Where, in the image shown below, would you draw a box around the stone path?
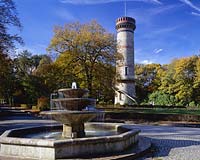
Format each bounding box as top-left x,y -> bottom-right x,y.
0,106 -> 57,135
126,124 -> 200,160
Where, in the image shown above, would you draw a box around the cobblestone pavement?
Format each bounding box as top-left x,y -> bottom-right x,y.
126,124 -> 200,160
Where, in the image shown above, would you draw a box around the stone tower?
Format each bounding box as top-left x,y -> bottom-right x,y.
115,16 -> 136,105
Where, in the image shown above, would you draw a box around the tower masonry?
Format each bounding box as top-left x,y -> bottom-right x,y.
115,16 -> 136,105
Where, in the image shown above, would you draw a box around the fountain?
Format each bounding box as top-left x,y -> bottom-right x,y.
41,82 -> 97,138
0,83 -> 142,160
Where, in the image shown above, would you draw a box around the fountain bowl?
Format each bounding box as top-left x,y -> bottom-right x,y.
58,88 -> 89,98
52,98 -> 96,111
40,110 -> 97,125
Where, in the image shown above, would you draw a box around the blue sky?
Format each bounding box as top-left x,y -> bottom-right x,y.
12,0 -> 200,64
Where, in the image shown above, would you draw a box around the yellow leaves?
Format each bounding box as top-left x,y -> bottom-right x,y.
193,58 -> 200,89
48,20 -> 116,58
158,55 -> 200,104
48,20 -> 116,94
195,58 -> 200,79
173,56 -> 198,79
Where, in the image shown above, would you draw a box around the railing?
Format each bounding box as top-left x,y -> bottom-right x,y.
112,87 -> 138,105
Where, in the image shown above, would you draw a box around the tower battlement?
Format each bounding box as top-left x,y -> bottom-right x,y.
116,17 -> 136,31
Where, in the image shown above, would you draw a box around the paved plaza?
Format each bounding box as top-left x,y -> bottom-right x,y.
127,124 -> 200,160
1,107 -> 200,160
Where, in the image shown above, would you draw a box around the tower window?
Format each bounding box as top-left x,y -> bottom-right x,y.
125,67 -> 128,75
119,93 -> 123,101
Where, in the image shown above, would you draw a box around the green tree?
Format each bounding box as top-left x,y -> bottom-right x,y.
135,63 -> 165,103
148,91 -> 177,106
34,55 -> 64,92
0,0 -> 23,104
13,50 -> 50,105
0,0 -> 23,54
92,63 -> 115,104
14,50 -> 34,76
0,52 -> 13,102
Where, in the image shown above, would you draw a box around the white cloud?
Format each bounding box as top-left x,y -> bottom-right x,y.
154,48 -> 163,54
191,12 -> 200,17
60,0 -> 162,5
55,9 -> 76,21
142,25 -> 182,39
179,0 -> 200,13
15,44 -> 47,56
135,48 -> 143,55
16,47 -> 35,55
128,4 -> 180,25
140,60 -> 153,64
150,4 -> 179,15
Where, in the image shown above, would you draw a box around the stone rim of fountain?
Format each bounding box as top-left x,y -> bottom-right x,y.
0,123 -> 141,159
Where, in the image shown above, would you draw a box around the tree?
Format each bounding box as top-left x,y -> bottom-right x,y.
13,50 -> 50,105
135,63 -> 165,103
0,0 -> 23,54
159,56 -> 200,105
0,0 -> 22,104
34,55 -> 63,92
92,63 -> 115,104
0,52 -> 13,102
193,55 -> 200,105
148,91 -> 177,106
14,50 -> 34,76
48,21 -> 117,97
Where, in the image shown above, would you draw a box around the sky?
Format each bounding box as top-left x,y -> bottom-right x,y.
12,0 -> 200,64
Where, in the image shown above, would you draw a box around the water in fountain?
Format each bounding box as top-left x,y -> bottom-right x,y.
71,81 -> 77,89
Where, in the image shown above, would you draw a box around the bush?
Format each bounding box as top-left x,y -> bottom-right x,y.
32,105 -> 37,110
148,91 -> 177,106
20,104 -> 28,109
37,96 -> 50,111
189,101 -> 196,107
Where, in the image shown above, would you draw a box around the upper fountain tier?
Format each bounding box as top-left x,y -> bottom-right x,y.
53,88 -> 96,111
52,98 -> 96,111
58,88 -> 89,98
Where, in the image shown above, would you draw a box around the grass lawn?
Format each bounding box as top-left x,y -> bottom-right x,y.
132,108 -> 200,115
102,107 -> 200,116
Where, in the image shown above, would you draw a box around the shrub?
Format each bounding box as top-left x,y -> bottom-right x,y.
20,104 -> 28,108
37,96 -> 50,111
189,101 -> 196,107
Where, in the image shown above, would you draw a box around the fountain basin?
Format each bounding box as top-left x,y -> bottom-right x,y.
0,123 -> 140,160
41,110 -> 97,125
52,98 -> 96,110
58,88 -> 89,98
40,110 -> 98,138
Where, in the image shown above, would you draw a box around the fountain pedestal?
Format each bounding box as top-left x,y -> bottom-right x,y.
63,123 -> 85,138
